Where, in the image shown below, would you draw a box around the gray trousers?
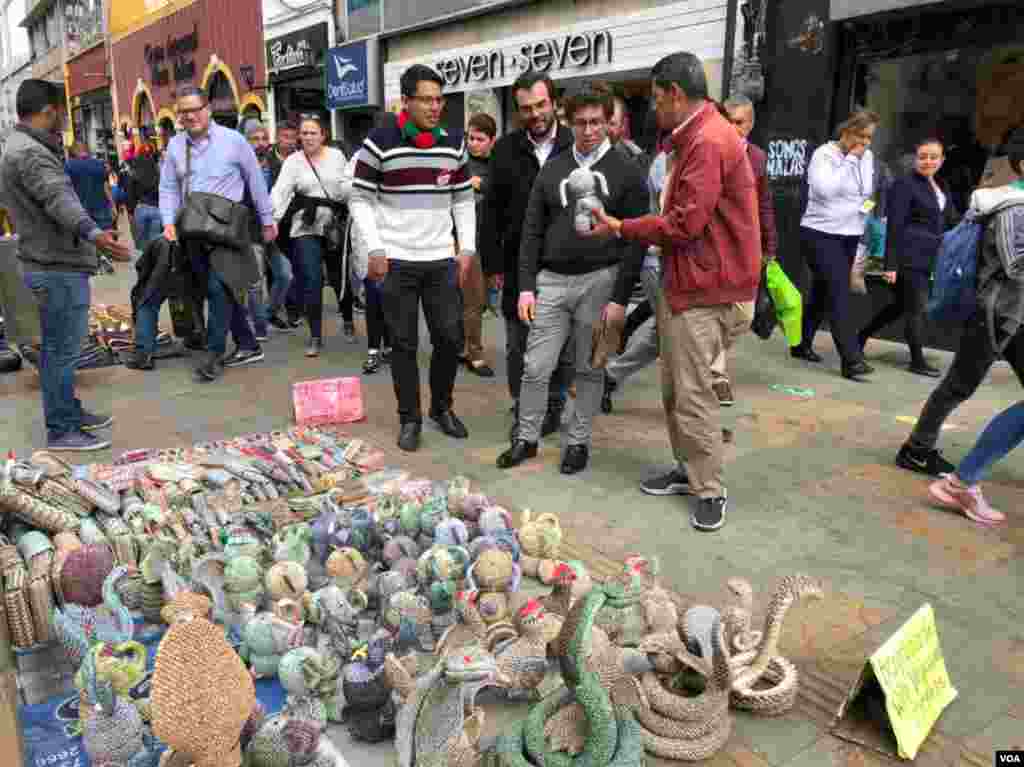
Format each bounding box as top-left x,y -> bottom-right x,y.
519,266 -> 618,445
607,261 -> 661,386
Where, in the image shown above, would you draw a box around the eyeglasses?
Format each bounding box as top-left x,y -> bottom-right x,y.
572,118 -> 607,130
412,96 -> 446,108
178,105 -> 207,116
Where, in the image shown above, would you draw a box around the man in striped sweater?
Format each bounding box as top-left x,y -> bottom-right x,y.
349,65 -> 476,452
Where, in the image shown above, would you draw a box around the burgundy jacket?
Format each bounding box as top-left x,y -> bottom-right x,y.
621,102 -> 761,313
747,143 -> 777,263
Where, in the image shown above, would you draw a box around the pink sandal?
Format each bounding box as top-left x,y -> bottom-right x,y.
928,476 -> 1006,526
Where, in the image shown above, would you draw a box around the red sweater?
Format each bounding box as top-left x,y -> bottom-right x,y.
621,102 -> 761,313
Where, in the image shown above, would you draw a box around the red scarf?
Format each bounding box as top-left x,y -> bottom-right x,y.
397,110 -> 443,149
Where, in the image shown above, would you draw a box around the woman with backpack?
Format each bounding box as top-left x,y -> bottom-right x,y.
896,127 -> 1024,489
127,141 -> 162,249
858,137 -> 959,377
791,109 -> 882,381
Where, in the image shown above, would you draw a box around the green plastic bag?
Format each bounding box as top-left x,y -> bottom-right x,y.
765,260 -> 803,347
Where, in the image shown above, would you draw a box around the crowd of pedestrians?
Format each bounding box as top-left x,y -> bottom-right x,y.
1,46 -> 1022,533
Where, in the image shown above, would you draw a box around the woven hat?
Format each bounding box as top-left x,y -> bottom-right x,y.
152,615 -> 255,767
61,544 -> 115,607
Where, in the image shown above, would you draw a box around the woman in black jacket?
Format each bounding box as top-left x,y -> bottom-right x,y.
859,138 -> 958,376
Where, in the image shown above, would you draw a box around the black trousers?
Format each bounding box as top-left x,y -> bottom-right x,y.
910,311 -> 1024,450
364,277 -> 390,350
504,314 -> 571,409
859,268 -> 930,364
800,227 -> 863,364
381,259 -> 463,424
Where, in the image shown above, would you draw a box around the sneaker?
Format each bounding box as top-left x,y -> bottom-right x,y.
928,476 -> 1006,526
47,430 -> 111,452
640,468 -> 693,496
288,316 -> 304,329
363,350 -> 381,374
254,331 -> 269,343
306,338 -> 323,358
223,347 -> 265,368
896,443 -> 955,477
713,379 -> 734,407
80,411 -> 114,431
268,314 -> 294,333
692,492 -> 728,532
343,321 -> 357,343
381,347 -> 392,364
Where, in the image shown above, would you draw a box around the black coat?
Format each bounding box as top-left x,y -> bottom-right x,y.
479,124 -> 574,316
884,172 -> 959,273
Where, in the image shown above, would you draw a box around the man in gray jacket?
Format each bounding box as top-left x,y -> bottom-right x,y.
0,79 -> 132,452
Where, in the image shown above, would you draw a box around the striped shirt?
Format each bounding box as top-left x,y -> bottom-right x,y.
349,121 -> 476,263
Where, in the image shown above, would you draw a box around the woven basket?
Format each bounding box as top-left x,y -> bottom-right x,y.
16,531 -> 54,644
78,517 -> 110,547
35,477 -> 94,517
0,482 -> 80,533
1,538 -> 36,648
50,531 -> 83,607
152,616 -> 255,767
95,515 -> 137,567
60,544 -> 115,608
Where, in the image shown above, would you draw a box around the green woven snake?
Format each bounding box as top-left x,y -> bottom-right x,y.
496,583 -> 645,767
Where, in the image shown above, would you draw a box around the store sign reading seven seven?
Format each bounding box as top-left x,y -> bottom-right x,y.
435,30 -> 613,87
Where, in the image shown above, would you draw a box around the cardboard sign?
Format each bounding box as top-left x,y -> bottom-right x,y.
832,604 -> 957,760
292,377 -> 365,426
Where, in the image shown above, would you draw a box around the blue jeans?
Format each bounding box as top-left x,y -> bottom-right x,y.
23,271 -> 90,440
134,289 -> 164,355
190,250 -> 257,356
132,204 -> 163,251
957,401 -> 1024,484
247,243 -> 293,336
293,236 -> 325,339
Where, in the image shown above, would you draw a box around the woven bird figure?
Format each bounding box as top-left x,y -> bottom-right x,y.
79,647 -> 150,767
52,565 -> 135,668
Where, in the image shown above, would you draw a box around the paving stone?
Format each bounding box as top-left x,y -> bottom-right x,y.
732,711 -> 823,766
962,714 -> 1024,754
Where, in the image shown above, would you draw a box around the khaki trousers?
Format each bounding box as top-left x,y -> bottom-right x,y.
657,297 -> 750,498
461,253 -> 486,363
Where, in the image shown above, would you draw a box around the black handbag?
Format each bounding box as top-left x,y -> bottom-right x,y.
175,141 -> 251,247
751,265 -> 777,340
303,151 -> 347,251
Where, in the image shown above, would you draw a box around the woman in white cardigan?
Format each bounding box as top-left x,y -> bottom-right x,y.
271,115 -> 351,358
792,109 -> 879,381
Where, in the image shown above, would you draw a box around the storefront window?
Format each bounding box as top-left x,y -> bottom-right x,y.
347,0 -> 380,41
855,46 -> 1022,214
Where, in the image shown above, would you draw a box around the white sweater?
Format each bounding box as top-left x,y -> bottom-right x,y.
801,142 -> 874,237
271,146 -> 351,239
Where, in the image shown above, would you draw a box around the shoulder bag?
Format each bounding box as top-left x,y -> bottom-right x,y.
303,150 -> 347,252
175,140 -> 252,248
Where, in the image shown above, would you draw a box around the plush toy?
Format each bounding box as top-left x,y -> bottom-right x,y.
560,166 -> 609,234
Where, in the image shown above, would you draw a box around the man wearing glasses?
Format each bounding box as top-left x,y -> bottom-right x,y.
159,86 -> 277,382
497,82 -> 647,475
349,64 -> 476,452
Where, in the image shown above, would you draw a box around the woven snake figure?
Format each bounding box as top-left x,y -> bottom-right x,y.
634,607 -> 733,762
495,582 -> 650,767
720,574 -> 824,716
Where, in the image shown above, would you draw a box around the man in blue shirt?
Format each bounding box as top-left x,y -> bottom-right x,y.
65,142 -> 114,231
159,86 -> 277,382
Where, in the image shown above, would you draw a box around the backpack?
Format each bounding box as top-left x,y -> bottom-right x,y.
131,155 -> 160,198
927,213 -> 984,324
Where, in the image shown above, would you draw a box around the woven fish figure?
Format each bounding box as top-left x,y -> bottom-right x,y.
52,565 -> 135,668
79,647 -> 149,767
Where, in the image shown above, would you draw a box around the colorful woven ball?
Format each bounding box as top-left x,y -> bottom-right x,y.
265,561 -> 308,602
61,543 -> 115,607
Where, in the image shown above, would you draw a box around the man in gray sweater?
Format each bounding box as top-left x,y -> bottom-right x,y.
0,79 -> 132,452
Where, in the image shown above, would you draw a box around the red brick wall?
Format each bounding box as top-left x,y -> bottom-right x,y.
67,43 -> 109,99
111,0 -> 265,124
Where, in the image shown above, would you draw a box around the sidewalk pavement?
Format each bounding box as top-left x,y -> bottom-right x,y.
1,260 -> 1020,766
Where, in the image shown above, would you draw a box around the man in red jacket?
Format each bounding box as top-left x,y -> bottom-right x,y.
708,94 -> 778,406
589,52 -> 760,531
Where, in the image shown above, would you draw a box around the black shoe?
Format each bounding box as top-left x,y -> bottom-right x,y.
80,411 -> 114,431
125,352 -> 154,371
896,443 -> 955,477
909,361 -> 941,378
790,345 -> 822,363
184,335 -> 206,351
692,493 -> 728,532
306,338 -> 323,358
288,316 -> 304,329
541,405 -> 563,437
223,347 -> 265,368
560,444 -> 589,475
196,353 -> 224,382
268,314 -> 294,333
398,422 -> 421,452
842,359 -> 874,381
640,468 -> 693,496
497,440 -> 538,469
431,410 -> 468,439
464,359 -> 496,378
601,376 -> 617,414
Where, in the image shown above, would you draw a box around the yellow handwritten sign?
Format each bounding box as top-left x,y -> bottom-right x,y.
868,604 -> 957,759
